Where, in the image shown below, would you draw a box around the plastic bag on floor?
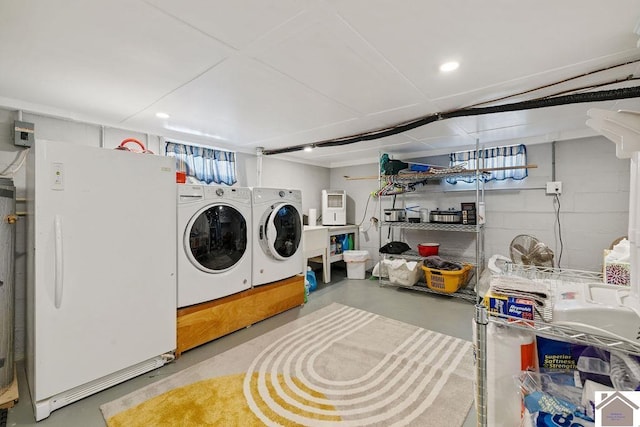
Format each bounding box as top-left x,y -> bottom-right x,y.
371,261 -> 388,278
519,371 -> 594,426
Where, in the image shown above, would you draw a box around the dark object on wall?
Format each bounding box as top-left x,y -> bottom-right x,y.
379,241 -> 411,254
14,120 -> 34,147
383,159 -> 409,175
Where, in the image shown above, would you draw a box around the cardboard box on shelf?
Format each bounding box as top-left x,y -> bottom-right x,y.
484,292 -> 535,323
603,249 -> 630,286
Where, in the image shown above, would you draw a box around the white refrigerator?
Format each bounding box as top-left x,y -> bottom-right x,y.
26,140 -> 177,420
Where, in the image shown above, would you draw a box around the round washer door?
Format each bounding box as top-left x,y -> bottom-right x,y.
185,203 -> 248,273
262,203 -> 302,261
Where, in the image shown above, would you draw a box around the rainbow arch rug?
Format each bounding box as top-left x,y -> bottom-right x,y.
101,303 -> 474,426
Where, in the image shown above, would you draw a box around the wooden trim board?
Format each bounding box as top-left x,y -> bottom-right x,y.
0,365 -> 19,409
176,275 -> 305,357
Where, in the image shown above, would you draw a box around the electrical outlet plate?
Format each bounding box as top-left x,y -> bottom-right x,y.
546,181 -> 562,195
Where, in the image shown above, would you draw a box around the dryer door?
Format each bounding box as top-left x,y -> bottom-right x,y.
262,202 -> 302,261
185,203 -> 248,273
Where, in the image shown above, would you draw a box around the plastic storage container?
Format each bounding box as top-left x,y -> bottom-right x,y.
417,243 -> 439,257
343,250 -> 369,279
385,258 -> 423,286
421,263 -> 473,293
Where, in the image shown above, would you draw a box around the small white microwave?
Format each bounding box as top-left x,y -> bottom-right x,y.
322,189 -> 346,225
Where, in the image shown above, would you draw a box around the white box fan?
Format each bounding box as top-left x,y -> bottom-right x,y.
509,234 -> 554,268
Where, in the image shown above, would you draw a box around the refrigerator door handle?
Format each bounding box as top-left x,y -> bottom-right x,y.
54,215 -> 64,309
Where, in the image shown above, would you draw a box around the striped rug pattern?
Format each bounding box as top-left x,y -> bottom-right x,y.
101,303 -> 474,426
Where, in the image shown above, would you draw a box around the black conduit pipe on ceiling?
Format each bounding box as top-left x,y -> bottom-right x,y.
262,86 -> 640,156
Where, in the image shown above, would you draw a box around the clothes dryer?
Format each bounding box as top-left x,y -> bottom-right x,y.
252,188 -> 303,286
177,185 -> 252,307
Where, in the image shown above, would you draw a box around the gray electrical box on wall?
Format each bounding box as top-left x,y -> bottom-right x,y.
14,120 -> 34,147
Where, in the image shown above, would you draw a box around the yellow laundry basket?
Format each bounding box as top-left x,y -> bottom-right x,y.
421,264 -> 473,294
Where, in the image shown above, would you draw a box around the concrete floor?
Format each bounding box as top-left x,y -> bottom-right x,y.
7,266 -> 477,426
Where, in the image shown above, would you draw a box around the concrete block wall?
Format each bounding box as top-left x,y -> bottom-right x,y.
551,137 -> 629,269
331,136 -> 629,273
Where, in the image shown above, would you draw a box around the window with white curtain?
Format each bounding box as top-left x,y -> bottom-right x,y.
447,143 -> 528,184
165,141 -> 237,186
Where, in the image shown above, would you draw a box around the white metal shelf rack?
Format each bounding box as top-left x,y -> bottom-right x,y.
378,250 -> 478,302
382,221 -> 481,232
376,150 -> 486,302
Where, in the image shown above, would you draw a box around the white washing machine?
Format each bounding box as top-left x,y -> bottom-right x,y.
252,187 -> 303,286
177,185 -> 252,307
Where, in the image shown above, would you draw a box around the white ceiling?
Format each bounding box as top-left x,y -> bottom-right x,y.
1,1 -> 640,168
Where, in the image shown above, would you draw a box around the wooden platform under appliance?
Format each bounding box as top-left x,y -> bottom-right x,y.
176,275 -> 305,357
0,365 -> 19,409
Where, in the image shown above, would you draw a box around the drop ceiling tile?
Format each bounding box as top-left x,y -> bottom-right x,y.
250,112 -> 427,152
464,102 -> 617,144
453,111 -> 538,135
0,0 -> 231,122
381,141 -> 445,156
408,135 -> 479,153
265,132 -> 419,167
453,100 -> 621,136
365,101 -> 440,120
614,98 -> 640,111
245,119 -> 361,150
146,0 -> 307,50
402,119 -> 465,141
327,0 -> 640,100
311,140 -> 419,167
123,56 -> 358,144
247,9 -> 425,115
314,137 -> 463,162
433,54 -> 640,113
339,133 -> 417,152
306,143 -> 402,160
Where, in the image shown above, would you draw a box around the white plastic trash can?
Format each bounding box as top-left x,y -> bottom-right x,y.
343,250 -> 369,279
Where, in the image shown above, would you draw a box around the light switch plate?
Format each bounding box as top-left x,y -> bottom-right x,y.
51,162 -> 64,190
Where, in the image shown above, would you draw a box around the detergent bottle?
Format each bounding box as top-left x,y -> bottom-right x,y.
340,234 -> 350,251
306,267 -> 317,292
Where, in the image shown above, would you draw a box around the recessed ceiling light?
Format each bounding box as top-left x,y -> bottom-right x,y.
155,112 -> 170,119
304,146 -> 313,152
439,61 -> 459,72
